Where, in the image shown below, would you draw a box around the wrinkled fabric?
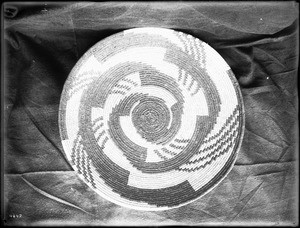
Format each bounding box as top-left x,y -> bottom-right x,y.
3,2 -> 298,226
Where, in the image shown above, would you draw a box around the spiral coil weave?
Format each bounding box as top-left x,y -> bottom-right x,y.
59,27 -> 245,211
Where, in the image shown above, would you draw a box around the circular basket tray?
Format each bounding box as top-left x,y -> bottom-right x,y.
59,27 -> 245,211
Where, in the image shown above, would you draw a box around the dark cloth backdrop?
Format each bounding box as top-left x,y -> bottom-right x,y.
3,2 -> 299,226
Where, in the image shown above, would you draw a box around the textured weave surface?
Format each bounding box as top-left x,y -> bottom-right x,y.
3,1 -> 298,225
59,27 -> 244,210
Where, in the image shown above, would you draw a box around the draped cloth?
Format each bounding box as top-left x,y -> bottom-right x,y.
3,2 -> 298,226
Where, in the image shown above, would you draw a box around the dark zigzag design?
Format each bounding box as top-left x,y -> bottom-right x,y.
174,138 -> 190,143
183,71 -> 188,86
191,82 -> 200,96
187,79 -> 195,91
177,129 -> 237,172
92,116 -> 103,126
187,36 -> 196,58
203,106 -> 239,144
68,75 -> 97,98
80,148 -> 91,183
181,33 -> 194,57
169,143 -> 186,150
121,78 -> 138,86
191,38 -> 200,61
75,143 -> 83,175
186,35 -> 197,59
92,122 -> 104,134
193,39 -> 205,67
72,135 -> 96,187
187,38 -> 200,93
178,68 -> 183,82
100,136 -> 109,149
176,32 -> 188,53
85,157 -> 97,188
114,83 -> 131,91
184,125 -> 238,166
161,148 -> 178,156
71,75 -> 92,86
109,90 -> 126,95
70,135 -> 81,166
70,69 -> 100,86
154,149 -> 169,161
72,136 -> 84,174
92,118 -> 105,143
190,111 -> 239,159
199,42 -> 206,68
174,42 -> 198,94
69,81 -> 93,98
96,130 -> 106,142
79,148 -> 97,188
191,38 -> 201,60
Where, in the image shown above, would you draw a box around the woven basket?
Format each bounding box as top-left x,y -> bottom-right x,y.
59,27 -> 245,211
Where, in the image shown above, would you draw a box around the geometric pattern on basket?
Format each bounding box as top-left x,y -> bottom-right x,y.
59,27 -> 245,211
